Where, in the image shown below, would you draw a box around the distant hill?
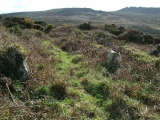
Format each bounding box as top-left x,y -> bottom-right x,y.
118,7 -> 160,14
1,7 -> 160,35
3,8 -> 106,18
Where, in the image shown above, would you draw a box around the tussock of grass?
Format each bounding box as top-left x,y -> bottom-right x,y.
123,45 -> 158,62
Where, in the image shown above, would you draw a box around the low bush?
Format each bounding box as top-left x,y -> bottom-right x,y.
105,24 -> 125,35
44,24 -> 54,34
79,22 -> 92,30
34,21 -> 47,27
9,26 -> 22,36
33,24 -> 42,30
24,18 -> 34,29
3,21 -> 18,28
119,30 -> 154,44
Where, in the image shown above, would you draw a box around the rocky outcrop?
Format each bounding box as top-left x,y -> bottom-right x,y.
0,46 -> 29,82
107,50 -> 120,71
150,44 -> 160,57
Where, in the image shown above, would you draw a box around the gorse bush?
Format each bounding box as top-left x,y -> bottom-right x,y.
9,26 -> 22,36
44,24 -> 54,34
79,22 -> 92,30
34,21 -> 47,27
105,24 -> 125,35
24,18 -> 34,29
2,17 -> 48,31
119,29 -> 154,44
33,24 -> 42,30
3,21 -> 18,28
3,17 -> 25,28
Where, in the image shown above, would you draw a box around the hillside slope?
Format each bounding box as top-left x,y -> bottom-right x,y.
0,17 -> 160,119
2,7 -> 160,35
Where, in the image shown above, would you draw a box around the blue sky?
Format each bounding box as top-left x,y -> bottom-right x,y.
0,0 -> 160,14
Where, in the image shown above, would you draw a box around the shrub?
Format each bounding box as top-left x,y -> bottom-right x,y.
9,26 -> 22,36
44,24 -> 54,34
105,24 -> 124,35
3,21 -> 18,28
33,24 -> 42,30
119,30 -> 154,44
79,22 -> 92,30
155,59 -> 160,68
24,18 -> 34,29
105,24 -> 116,31
35,30 -> 43,37
34,21 -> 47,27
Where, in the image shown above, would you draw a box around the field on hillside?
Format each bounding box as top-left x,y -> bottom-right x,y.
0,17 -> 160,119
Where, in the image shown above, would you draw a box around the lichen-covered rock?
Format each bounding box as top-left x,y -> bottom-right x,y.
107,50 -> 120,71
0,46 -> 29,82
18,61 -> 29,82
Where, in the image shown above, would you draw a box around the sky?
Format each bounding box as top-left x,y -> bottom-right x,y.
0,0 -> 160,14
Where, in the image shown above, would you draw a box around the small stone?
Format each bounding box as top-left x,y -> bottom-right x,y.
150,50 -> 159,57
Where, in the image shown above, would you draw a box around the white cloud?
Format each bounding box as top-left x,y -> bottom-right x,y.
0,0 -> 160,14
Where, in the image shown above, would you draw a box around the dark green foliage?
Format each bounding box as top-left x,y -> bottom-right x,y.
34,21 -> 47,27
79,22 -> 92,30
105,24 -> 124,35
1,17 -> 50,33
24,18 -> 34,29
3,21 -> 18,28
35,30 -> 43,37
105,24 -> 116,31
44,24 -> 54,34
9,26 -> 22,36
3,17 -> 24,28
110,30 -> 123,35
33,24 -> 42,30
119,30 -> 154,44
154,37 -> 160,44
